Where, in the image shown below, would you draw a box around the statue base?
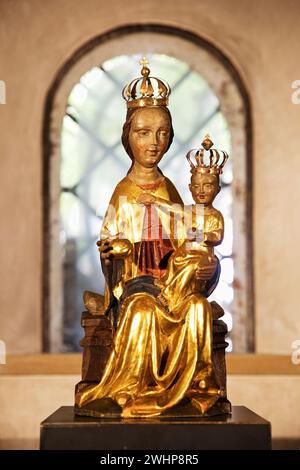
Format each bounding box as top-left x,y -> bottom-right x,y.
40,406 -> 271,450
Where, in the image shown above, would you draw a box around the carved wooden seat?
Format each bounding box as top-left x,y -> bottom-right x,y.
76,290 -> 231,414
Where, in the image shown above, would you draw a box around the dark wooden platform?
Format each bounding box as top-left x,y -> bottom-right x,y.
40,405 -> 271,450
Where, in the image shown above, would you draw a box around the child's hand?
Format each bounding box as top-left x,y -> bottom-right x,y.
187,227 -> 203,241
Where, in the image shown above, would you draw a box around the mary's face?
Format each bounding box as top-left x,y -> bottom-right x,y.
128,107 -> 170,168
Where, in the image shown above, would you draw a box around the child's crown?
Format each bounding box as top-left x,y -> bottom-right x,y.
186,134 -> 229,175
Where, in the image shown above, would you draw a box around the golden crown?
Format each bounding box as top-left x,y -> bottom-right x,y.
186,135 -> 229,176
122,58 -> 171,109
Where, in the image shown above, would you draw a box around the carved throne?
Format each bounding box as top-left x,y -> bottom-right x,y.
75,282 -> 231,415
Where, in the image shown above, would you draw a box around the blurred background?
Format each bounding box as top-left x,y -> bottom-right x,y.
0,0 -> 299,450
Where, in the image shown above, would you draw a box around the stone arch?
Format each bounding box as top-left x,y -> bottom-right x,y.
43,24 -> 253,353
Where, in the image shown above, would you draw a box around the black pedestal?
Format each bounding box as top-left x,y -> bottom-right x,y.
40,406 -> 271,450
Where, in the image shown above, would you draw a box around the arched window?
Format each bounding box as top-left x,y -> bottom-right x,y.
44,26 -> 253,353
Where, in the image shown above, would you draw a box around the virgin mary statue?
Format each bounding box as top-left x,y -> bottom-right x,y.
75,59 -> 223,418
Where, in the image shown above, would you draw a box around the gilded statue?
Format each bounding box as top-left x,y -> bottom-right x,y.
75,59 -> 230,418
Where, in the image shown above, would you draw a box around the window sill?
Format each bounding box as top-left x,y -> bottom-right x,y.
0,354 -> 299,376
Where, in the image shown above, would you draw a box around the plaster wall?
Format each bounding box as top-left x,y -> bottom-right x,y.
1,0 -> 300,355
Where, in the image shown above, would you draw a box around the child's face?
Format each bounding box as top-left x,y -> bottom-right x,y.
189,172 -> 220,205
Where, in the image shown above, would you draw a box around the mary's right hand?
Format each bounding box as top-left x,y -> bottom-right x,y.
97,238 -> 132,266
97,239 -> 114,266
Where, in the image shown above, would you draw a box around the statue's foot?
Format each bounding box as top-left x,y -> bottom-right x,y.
114,391 -> 134,407
187,377 -> 224,397
199,379 -> 220,395
190,395 -> 223,416
74,397 -> 122,418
